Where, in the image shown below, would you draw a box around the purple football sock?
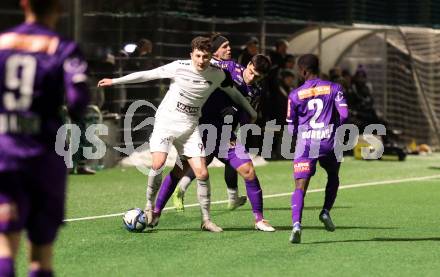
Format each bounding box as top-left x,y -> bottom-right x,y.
0,257 -> 14,277
245,177 -> 263,221
323,174 -> 339,211
28,269 -> 53,277
291,188 -> 304,224
154,174 -> 179,213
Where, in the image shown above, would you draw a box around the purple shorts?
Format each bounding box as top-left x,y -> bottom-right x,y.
293,153 -> 340,180
0,152 -> 66,244
213,141 -> 252,170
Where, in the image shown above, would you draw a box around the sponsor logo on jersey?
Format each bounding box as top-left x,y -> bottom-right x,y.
301,125 -> 334,140
176,102 -> 199,115
294,162 -> 310,173
0,33 -> 60,54
298,85 -> 331,100
191,79 -> 212,86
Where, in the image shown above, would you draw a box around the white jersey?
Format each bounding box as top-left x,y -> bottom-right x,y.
113,60 -> 230,123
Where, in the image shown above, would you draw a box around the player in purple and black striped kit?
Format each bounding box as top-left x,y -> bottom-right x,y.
0,0 -> 89,275
164,34 -> 275,231
286,54 -> 348,243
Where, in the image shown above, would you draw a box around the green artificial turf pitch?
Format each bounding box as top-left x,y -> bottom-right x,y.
16,154 -> 440,276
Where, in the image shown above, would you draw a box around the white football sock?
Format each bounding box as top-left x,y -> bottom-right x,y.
178,175 -> 193,193
197,179 -> 211,221
227,187 -> 239,202
145,169 -> 163,210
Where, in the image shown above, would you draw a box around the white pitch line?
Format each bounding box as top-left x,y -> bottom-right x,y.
64,174 -> 440,222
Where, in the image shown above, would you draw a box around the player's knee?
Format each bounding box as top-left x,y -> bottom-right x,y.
151,161 -> 165,171
194,168 -> 209,180
238,162 -> 255,181
294,179 -> 308,190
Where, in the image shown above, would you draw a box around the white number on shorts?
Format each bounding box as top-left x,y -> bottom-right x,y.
3,54 -> 37,111
307,98 -> 324,129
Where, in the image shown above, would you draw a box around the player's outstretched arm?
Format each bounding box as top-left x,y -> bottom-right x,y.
97,61 -> 178,88
97,78 -> 112,87
222,86 -> 257,123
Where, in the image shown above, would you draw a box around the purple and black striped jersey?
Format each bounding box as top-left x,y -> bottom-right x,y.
0,23 -> 89,171
200,59 -> 261,127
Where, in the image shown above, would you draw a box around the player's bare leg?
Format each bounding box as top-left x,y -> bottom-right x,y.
236,162 -> 275,232
187,157 -> 222,232
290,178 -> 310,244
0,232 -> 20,276
29,243 -> 54,276
145,152 -> 168,226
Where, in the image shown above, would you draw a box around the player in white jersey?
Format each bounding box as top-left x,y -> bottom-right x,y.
98,37 -> 256,232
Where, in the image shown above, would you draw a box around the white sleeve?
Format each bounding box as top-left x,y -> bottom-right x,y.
112,61 -> 178,85
222,85 -> 257,120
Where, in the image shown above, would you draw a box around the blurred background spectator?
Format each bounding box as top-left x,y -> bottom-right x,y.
238,37 -> 259,67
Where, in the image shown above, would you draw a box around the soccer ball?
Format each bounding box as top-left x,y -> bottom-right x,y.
122,208 -> 147,232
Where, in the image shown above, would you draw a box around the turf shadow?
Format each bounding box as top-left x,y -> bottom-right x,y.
260,206 -> 353,212
156,226 -> 264,232
274,225 -> 398,231
304,237 -> 440,244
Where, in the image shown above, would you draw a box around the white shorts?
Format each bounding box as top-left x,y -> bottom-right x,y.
149,118 -> 205,158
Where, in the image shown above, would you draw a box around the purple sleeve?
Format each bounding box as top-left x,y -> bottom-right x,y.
63,44 -> 90,121
286,92 -> 298,135
333,84 -> 348,125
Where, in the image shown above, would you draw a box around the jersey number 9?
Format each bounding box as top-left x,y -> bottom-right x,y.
3,54 -> 37,111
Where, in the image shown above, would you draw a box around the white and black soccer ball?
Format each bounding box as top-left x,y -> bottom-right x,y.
123,208 -> 147,232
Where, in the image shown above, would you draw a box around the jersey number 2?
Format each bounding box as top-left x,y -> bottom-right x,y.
307,98 -> 324,129
3,54 -> 37,111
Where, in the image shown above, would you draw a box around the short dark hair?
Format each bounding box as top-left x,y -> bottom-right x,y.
30,0 -> 59,17
191,36 -> 212,53
251,54 -> 271,75
297,54 -> 320,75
275,39 -> 288,49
